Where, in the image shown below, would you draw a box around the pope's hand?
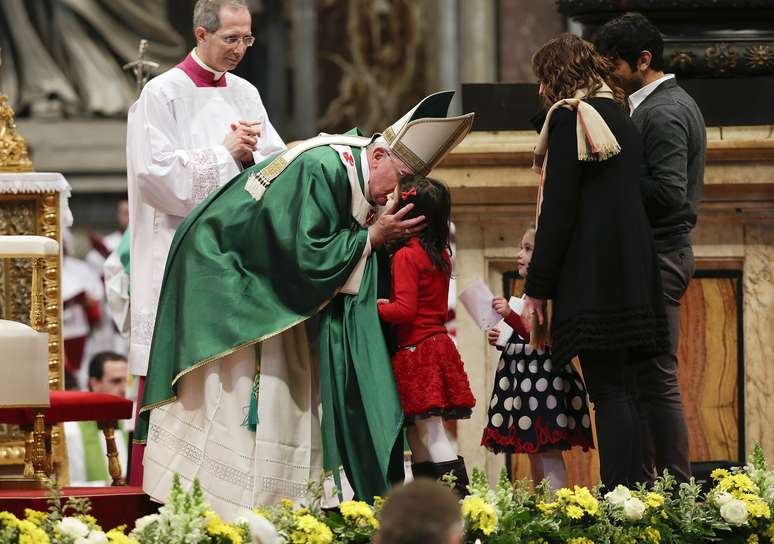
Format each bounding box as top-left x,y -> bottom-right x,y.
368,201 -> 426,248
376,298 -> 389,305
523,295 -> 545,326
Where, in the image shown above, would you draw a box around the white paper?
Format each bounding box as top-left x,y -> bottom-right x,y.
495,296 -> 526,346
459,278 -> 502,331
495,321 -> 513,347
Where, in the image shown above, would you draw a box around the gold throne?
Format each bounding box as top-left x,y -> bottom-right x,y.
0,68 -> 69,483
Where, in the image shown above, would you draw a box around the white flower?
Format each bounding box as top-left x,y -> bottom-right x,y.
75,530 -> 108,544
133,513 -> 160,532
235,511 -> 279,544
58,517 -> 90,539
720,498 -> 749,526
623,497 -> 646,521
604,485 -> 632,507
714,491 -> 733,507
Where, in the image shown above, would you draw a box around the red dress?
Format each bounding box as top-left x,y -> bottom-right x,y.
378,238 -> 475,421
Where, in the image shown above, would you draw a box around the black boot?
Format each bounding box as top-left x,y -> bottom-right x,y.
431,456 -> 470,498
411,461 -> 435,480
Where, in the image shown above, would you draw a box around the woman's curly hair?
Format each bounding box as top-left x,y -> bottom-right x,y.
532,33 -> 625,110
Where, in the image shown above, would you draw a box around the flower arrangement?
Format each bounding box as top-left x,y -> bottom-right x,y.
3,446 -> 774,544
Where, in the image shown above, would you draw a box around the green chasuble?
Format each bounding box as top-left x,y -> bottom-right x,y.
137,132 -> 405,501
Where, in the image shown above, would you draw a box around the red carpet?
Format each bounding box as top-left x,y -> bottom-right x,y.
0,486 -> 158,529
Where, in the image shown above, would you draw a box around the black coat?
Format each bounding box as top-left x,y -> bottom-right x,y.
524,97 -> 669,364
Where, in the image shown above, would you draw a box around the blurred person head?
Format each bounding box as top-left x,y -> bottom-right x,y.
117,199 -> 129,232
193,0 -> 253,72
516,225 -> 536,278
88,351 -> 128,397
531,33 -> 625,110
64,370 -> 80,391
374,479 -> 463,544
592,13 -> 665,95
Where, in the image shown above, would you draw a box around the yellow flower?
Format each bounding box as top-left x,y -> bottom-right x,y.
281,499 -> 296,509
339,500 -> 379,529
748,535 -> 759,544
461,496 -> 497,536
645,492 -> 665,509
566,505 -> 584,519
537,501 -> 558,514
556,488 -> 574,500
206,510 -> 243,544
17,519 -> 49,544
711,468 -> 730,481
746,500 -> 771,519
290,514 -> 333,544
643,526 -> 661,544
573,487 -> 600,515
106,527 -> 139,544
372,496 -> 385,510
0,511 -> 21,527
568,538 -> 595,544
23,510 -> 46,527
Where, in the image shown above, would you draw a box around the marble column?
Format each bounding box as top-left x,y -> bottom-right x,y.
459,0 -> 497,84
291,0 -> 317,139
424,0 -> 461,115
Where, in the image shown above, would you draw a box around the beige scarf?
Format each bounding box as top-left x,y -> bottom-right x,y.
532,82 -> 621,177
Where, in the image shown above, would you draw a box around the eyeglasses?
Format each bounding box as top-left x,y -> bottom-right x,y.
217,34 -> 255,47
388,153 -> 412,182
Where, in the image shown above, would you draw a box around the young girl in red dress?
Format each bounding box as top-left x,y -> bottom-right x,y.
377,176 -> 476,496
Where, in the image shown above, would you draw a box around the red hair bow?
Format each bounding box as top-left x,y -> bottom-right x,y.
401,187 -> 417,200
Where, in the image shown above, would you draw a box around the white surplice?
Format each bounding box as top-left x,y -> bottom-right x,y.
126,52 -> 285,378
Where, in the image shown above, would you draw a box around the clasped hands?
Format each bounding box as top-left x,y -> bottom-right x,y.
224,120 -> 261,163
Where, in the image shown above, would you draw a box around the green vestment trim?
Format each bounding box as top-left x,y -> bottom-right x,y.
79,421 -> 108,482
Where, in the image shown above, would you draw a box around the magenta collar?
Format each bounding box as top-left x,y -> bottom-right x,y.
176,54 -> 227,88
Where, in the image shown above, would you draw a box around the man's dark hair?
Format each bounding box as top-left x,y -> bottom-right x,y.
593,12 -> 664,72
88,351 -> 127,382
377,479 -> 462,544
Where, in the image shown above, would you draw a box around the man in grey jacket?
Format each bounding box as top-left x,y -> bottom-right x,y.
594,12 -> 706,484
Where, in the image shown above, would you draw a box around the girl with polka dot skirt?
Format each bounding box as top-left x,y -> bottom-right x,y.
482,226 -> 594,490
377,177 -> 476,497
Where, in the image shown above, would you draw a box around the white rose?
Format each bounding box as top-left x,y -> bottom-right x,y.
58,517 -> 90,539
133,514 -> 160,532
75,531 -> 108,544
235,511 -> 279,544
604,485 -> 632,507
720,498 -> 749,526
623,497 -> 646,521
714,492 -> 733,507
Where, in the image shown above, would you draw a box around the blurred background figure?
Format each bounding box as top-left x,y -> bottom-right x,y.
64,351 -> 130,486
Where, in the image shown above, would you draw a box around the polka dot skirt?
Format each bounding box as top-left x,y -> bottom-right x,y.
481,336 -> 595,454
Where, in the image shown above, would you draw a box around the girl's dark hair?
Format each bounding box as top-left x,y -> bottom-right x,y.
395,176 -> 452,276
532,32 -> 625,109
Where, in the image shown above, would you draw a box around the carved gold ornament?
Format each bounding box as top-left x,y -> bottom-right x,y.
745,44 -> 774,71
706,43 -> 738,75
670,51 -> 697,71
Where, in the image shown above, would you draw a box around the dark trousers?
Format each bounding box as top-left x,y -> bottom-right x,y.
579,349 -> 649,489
637,246 -> 694,483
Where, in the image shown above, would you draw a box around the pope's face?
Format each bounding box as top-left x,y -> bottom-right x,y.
195,6 -> 252,72
368,147 -> 412,206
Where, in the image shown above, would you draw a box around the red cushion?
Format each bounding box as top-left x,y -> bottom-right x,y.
0,391 -> 132,425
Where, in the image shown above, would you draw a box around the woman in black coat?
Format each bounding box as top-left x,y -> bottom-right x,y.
523,34 -> 669,489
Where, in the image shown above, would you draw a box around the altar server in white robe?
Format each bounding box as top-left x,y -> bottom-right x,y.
126,0 -> 285,484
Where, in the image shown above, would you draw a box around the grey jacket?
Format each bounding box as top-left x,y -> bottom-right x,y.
631,78 -> 706,253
